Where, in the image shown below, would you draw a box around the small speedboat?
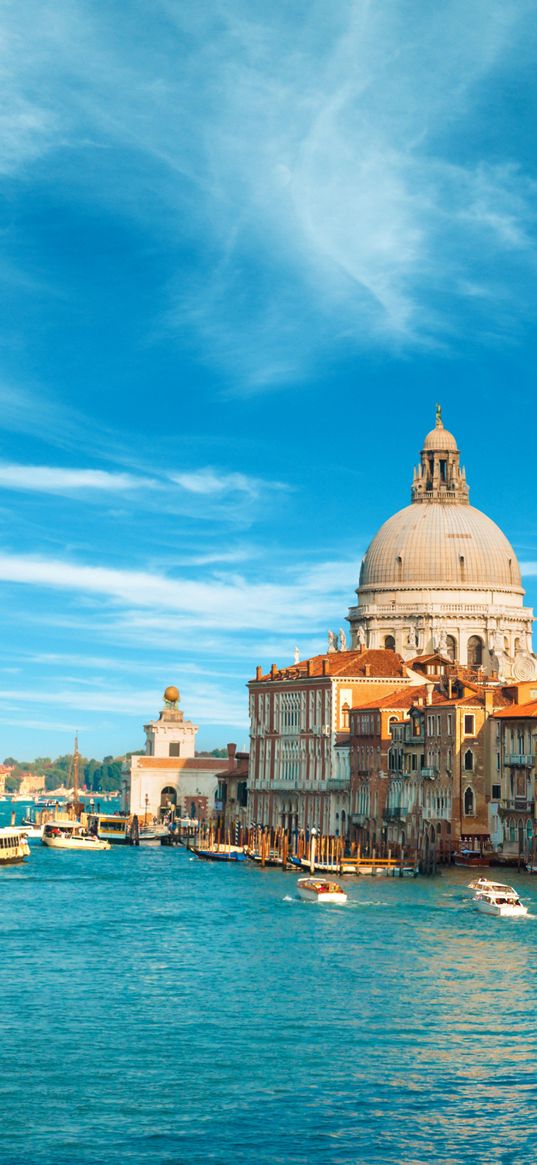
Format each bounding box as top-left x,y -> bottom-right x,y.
473,888 -> 528,918
42,822 -> 111,851
468,877 -> 516,897
297,877 -> 347,904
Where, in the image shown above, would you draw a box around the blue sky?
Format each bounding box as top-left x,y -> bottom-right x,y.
1,0 -> 537,760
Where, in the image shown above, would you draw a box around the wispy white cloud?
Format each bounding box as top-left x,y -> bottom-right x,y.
1,1 -> 536,388
171,468 -> 287,498
0,550 -> 356,633
0,463 -> 149,494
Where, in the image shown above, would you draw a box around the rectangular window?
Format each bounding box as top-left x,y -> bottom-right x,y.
464,714 -> 475,736
492,785 -> 501,800
447,714 -> 452,735
169,743 -> 180,757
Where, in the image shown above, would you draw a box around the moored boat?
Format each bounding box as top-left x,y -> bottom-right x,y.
297,877 -> 347,904
87,813 -> 130,845
454,848 -> 492,867
42,822 -> 111,851
192,844 -> 247,862
0,827 -> 30,865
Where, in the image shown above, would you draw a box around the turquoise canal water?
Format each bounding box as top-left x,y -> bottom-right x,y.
2,837 -> 537,1164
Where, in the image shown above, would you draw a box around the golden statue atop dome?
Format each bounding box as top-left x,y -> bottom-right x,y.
435,402 -> 443,428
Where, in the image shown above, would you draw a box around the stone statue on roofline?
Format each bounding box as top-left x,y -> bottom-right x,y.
327,629 -> 338,653
407,624 -> 418,650
339,628 -> 347,652
357,625 -> 366,647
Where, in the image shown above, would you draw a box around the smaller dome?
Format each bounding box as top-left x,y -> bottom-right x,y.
164,685 -> 179,704
422,426 -> 458,452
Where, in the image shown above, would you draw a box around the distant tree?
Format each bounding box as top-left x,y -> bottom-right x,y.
3,757 -> 18,767
5,775 -> 21,793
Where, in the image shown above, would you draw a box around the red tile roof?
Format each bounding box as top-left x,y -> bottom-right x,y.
252,649 -> 409,683
493,699 -> 537,719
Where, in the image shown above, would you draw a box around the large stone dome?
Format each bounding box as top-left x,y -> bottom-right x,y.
347,409 -> 535,673
359,503 -> 522,593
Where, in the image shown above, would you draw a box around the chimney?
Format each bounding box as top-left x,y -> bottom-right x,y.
426,683 -> 434,705
484,688 -> 494,716
306,659 -> 312,677
322,658 -> 329,676
227,742 -> 237,770
363,663 -> 371,677
256,665 -> 262,681
271,663 -> 278,679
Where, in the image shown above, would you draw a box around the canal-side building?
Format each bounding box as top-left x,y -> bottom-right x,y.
245,410 -> 536,855
488,699 -> 537,861
214,743 -> 249,832
125,686 -> 231,821
247,648 -> 423,833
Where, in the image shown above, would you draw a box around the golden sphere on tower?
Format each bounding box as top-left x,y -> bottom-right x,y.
164,685 -> 179,704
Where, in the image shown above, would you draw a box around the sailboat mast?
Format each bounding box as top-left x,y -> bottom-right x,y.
73,733 -> 79,805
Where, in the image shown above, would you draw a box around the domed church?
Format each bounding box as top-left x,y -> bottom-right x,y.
348,408 -> 536,680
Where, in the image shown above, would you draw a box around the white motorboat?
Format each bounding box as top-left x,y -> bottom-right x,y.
468,877 -> 516,897
42,822 -> 111,851
0,827 -> 30,865
473,888 -> 528,918
297,877 -> 347,904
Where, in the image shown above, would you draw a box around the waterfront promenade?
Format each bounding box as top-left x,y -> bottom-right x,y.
1,841 -> 537,1164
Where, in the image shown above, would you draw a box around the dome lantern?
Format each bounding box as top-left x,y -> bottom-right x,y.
411,407 -> 469,505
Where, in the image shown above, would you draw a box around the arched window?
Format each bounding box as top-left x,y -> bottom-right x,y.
160,786 -> 177,806
504,636 -> 510,654
459,555 -> 465,582
396,555 -> 403,581
464,749 -> 474,772
446,635 -> 456,661
464,786 -> 475,816
467,636 -> 483,666
384,635 -> 396,651
514,637 -> 521,655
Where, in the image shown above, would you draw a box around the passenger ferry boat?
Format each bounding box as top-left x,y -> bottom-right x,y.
86,813 -> 130,845
297,877 -> 347,904
42,822 -> 111,851
0,827 -> 30,865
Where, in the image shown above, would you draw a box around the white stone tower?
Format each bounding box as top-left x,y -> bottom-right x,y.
144,685 -> 198,759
